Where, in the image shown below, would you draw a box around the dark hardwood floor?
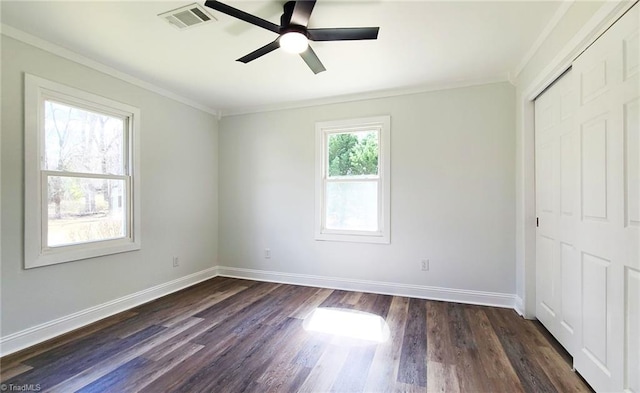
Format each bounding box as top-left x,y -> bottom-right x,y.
0,277 -> 593,392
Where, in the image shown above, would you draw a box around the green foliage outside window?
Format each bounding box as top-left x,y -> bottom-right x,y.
328,131 -> 378,177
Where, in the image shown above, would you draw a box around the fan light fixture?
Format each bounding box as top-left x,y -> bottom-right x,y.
204,0 -> 380,74
279,31 -> 308,54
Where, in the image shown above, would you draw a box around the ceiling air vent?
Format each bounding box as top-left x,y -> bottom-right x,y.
159,3 -> 216,30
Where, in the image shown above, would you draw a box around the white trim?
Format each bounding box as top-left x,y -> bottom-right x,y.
514,296 -> 526,317
0,265 -> 519,357
512,1 -> 574,80
0,24 -> 219,117
221,76 -> 508,117
216,266 -> 516,309
0,267 -> 218,357
24,74 -> 142,268
524,1 -> 635,102
0,23 -> 505,119
517,0 -> 636,317
315,116 -> 391,244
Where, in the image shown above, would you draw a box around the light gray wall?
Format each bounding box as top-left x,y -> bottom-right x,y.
219,82 -> 516,294
0,36 -> 219,336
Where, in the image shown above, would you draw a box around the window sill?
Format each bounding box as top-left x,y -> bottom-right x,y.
315,232 -> 390,244
25,239 -> 141,269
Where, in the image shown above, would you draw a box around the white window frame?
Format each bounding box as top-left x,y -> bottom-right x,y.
315,115 -> 391,244
24,74 -> 141,268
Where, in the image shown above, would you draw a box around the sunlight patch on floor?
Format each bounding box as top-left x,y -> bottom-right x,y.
303,307 -> 390,343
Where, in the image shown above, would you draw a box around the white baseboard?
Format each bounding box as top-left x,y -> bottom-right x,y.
0,267 -> 217,357
216,266 -> 516,309
1,265 -> 518,357
514,296 -> 525,317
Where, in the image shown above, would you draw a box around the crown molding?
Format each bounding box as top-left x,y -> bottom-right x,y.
524,0 -> 636,101
512,0 -> 574,80
220,75 -> 509,117
0,23 -> 220,117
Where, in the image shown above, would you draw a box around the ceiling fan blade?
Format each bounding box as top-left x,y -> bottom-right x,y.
300,46 -> 326,74
290,0 -> 317,27
237,40 -> 280,63
308,27 -> 379,41
204,1 -> 280,33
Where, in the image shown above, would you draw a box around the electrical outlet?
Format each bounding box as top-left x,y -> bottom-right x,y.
264,248 -> 271,259
173,256 -> 180,267
421,259 -> 429,271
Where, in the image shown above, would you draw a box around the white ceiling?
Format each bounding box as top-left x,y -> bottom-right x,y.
1,1 -> 562,115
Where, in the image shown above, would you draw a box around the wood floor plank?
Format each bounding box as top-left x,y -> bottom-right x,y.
288,287 -> 333,319
0,278 -> 593,393
397,298 -> 428,387
159,284 -> 248,327
75,356 -> 151,393
465,306 -> 524,393
362,292 -> 393,318
453,346 -> 494,393
148,293 -> 298,391
128,277 -> 239,317
251,325 -> 314,391
137,328 -> 241,393
425,301 -> 454,365
172,318 -> 297,392
486,307 -> 559,393
0,310 -> 138,369
76,342 -> 204,393
363,296 -> 409,393
291,333 -> 331,368
262,285 -> 323,326
395,381 -> 427,392
342,290 -> 363,306
209,318 -> 303,393
426,361 -> 460,393
537,346 -> 593,393
4,324 -> 165,391
0,363 -> 33,382
331,343 -> 377,393
296,336 -> 352,393
318,289 -> 352,308
141,317 -> 208,361
447,303 -> 476,350
130,343 -> 204,393
252,363 -> 311,393
192,281 -> 279,321
43,317 -> 202,392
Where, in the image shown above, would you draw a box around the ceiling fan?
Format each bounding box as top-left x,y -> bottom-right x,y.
204,0 -> 380,74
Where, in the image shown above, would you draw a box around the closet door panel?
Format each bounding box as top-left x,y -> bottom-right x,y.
572,4 -> 638,391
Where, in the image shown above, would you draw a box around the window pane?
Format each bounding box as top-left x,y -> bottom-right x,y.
44,100 -> 125,175
327,131 -> 378,177
326,181 -> 378,231
47,176 -> 126,247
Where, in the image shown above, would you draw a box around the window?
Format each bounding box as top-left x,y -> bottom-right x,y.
24,74 -> 140,268
315,116 -> 390,243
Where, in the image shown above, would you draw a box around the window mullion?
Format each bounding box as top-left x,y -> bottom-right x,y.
25,73 -> 141,268
40,172 -> 49,251
315,115 -> 390,244
42,170 -> 128,181
124,117 -> 130,176
326,177 -> 379,183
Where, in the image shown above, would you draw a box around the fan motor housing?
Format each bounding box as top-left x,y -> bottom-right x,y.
281,24 -> 308,37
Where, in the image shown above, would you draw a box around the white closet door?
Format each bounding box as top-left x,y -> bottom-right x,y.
535,69 -> 580,355
571,4 -> 639,392
535,4 -> 639,392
